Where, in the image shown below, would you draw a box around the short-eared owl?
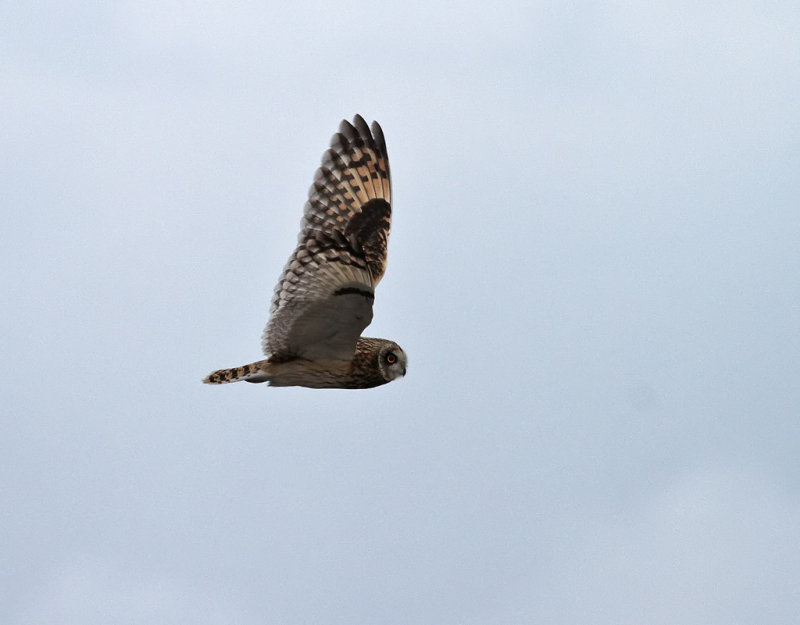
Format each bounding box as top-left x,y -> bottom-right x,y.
204,115 -> 407,389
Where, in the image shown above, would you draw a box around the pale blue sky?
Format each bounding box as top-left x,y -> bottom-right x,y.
3,1 -> 799,623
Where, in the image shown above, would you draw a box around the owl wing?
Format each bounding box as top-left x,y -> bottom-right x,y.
261,115 -> 392,362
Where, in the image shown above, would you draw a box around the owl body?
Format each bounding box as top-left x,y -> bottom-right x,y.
205,338 -> 406,389
204,116 -> 407,390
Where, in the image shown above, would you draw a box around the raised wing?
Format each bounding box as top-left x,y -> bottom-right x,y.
261,115 -> 392,362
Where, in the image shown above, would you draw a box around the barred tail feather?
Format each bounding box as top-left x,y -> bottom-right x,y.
203,361 -> 270,384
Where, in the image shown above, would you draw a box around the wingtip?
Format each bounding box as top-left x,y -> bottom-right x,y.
352,114 -> 372,140
338,118 -> 357,142
370,121 -> 385,150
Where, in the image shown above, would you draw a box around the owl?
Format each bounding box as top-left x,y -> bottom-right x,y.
204,115 -> 407,389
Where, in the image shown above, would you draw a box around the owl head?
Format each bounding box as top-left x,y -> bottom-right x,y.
377,340 -> 407,382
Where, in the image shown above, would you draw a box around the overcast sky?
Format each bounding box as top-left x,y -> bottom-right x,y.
3,1 -> 799,623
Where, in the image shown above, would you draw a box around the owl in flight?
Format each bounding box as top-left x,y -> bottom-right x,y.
204,115 -> 407,389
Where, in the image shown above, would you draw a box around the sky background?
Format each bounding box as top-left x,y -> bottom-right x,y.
2,1 -> 799,623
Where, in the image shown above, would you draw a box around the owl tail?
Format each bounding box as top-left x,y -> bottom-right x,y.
203,360 -> 271,384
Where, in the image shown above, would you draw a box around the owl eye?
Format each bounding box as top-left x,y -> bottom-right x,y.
385,352 -> 397,364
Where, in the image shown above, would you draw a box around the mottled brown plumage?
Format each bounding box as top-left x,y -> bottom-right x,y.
204,115 -> 407,389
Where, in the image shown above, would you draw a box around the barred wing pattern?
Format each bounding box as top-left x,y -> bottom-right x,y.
261,115 -> 392,363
